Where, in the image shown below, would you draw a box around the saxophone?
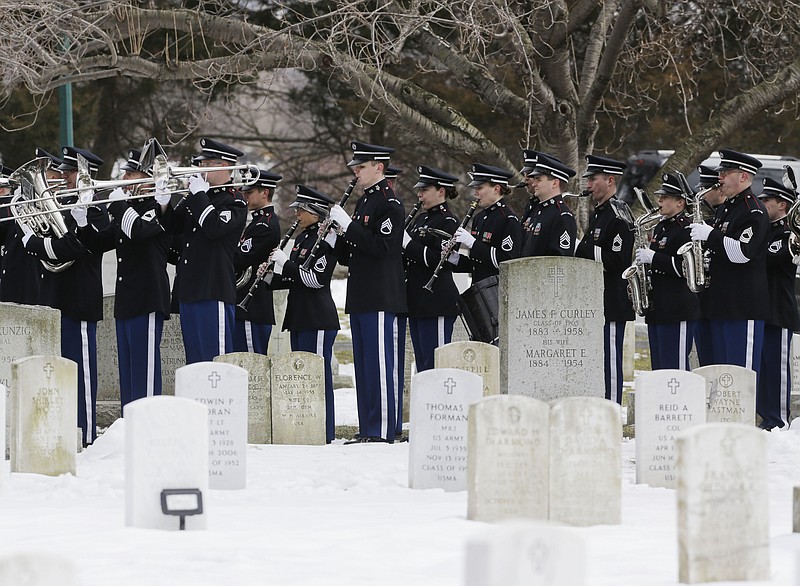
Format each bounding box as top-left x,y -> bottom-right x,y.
677,182 -> 720,293
622,194 -> 662,316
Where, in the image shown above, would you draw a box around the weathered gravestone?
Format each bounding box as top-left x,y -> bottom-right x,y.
214,352 -> 272,444
175,362 -> 248,489
676,423 -> 769,583
467,395 -> 549,522
435,341 -> 500,397
268,289 -> 291,355
500,257 -> 605,400
693,364 -> 756,425
793,487 -> 800,533
635,369 -> 706,489
0,384 -> 4,488
409,368 -> 483,491
1,302 -> 60,457
0,553 -> 79,586
270,352 -> 326,445
464,522 -> 586,586
548,397 -> 621,526
125,396 -> 208,530
10,356 -> 77,476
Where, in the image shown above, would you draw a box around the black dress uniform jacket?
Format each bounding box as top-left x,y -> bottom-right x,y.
764,217 -> 800,330
335,178 -> 407,314
646,212 -> 701,324
702,188 -> 770,321
575,197 -> 635,322
76,197 -> 171,320
455,199 -> 522,283
234,206 -> 281,324
163,186 -> 247,305
404,203 -> 460,319
272,223 -> 340,332
520,197 -> 539,234
26,207 -> 109,322
0,202 -> 42,304
521,195 -> 577,257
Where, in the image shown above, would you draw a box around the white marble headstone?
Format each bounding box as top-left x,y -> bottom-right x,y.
10,356 -> 77,476
214,352 -> 272,444
175,362 -> 249,489
500,257 -> 605,400
693,364 -> 756,425
0,553 -> 79,586
467,395 -> 549,522
465,522 -> 586,586
635,369 -> 706,489
270,352 -> 326,445
125,396 -> 209,530
676,423 -> 769,583
408,368 -> 483,491
548,397 -> 621,526
435,341 -> 500,396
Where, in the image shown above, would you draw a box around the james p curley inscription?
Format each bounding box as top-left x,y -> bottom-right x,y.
500,257 -> 604,400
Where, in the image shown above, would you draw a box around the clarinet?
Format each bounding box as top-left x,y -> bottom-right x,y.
423,199 -> 479,292
301,178 -> 357,270
237,219 -> 301,311
404,201 -> 422,230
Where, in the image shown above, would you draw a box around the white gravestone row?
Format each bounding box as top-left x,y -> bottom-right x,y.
676,423 -> 769,583
693,364 -> 756,425
175,362 -> 249,490
635,370 -> 706,489
435,341 -> 500,397
10,356 -> 77,476
408,368 -> 483,491
125,395 -> 209,530
465,523 -> 586,586
500,257 -> 605,401
214,352 -> 272,444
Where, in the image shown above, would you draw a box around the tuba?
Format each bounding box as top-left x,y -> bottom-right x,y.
9,158 -> 74,273
677,174 -> 720,293
622,188 -> 661,316
782,165 -> 800,256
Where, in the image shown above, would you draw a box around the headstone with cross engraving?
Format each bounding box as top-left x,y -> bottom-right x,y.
464,522 -> 586,586
214,352 -> 272,443
635,369 -> 706,489
693,364 -> 756,425
467,395 -> 549,522
175,362 -> 248,489
10,356 -> 77,476
435,341 -> 500,397
499,257 -> 605,400
676,423 -> 769,582
270,351 -> 326,445
548,396 -> 621,526
0,553 -> 79,586
408,368 -> 483,491
125,395 -> 209,530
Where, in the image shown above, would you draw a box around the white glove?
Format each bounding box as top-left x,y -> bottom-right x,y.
188,173 -> 209,195
77,188 -> 94,206
71,205 -> 88,227
324,231 -> 337,247
108,187 -> 128,202
792,255 -> 800,266
154,177 -> 171,205
690,223 -> 713,242
635,248 -> 655,265
402,230 -> 411,249
447,251 -> 460,265
270,248 -> 288,271
20,222 -> 34,247
328,204 -> 352,233
454,227 -> 476,249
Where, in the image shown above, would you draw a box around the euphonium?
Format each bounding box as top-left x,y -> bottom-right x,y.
9,158 -> 74,273
676,181 -> 720,293
621,188 -> 661,316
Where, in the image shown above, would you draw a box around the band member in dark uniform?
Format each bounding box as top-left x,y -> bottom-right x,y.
520,153 -> 577,258
74,148 -> 171,410
575,154 -> 634,404
402,165 -> 461,372
22,146 -> 108,445
756,178 -> 799,430
634,173 -> 700,370
689,149 -> 768,378
269,185 -> 339,443
161,138 -> 247,364
234,169 -> 282,355
327,141 -> 406,443
519,149 -> 541,234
